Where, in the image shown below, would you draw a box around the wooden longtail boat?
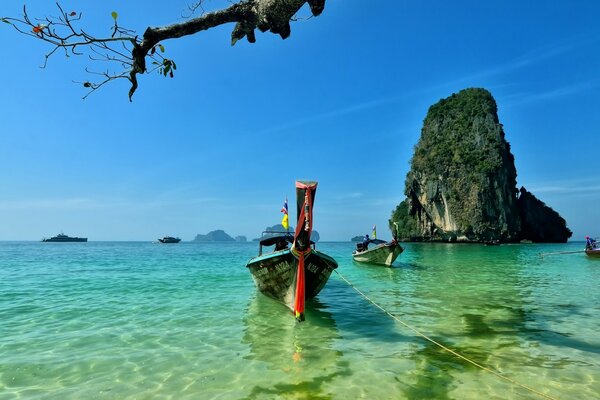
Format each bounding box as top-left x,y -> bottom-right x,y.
245,181 -> 338,321
585,247 -> 600,257
586,237 -> 599,257
352,239 -> 403,266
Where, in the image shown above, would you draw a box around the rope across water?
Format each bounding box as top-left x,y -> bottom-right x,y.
333,269 -> 558,400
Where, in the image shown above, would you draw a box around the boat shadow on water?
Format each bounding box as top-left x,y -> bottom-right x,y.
317,278 -> 414,344
351,259 -> 426,271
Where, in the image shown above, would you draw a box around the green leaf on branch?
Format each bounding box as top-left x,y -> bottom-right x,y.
158,44 -> 165,53
158,59 -> 176,77
111,11 -> 118,20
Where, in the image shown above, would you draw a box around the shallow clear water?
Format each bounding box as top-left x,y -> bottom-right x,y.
1,241 -> 599,399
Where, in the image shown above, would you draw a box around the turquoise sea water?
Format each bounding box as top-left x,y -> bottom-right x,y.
1,241 -> 599,399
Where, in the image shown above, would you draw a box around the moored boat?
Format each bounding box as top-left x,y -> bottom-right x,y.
158,236 -> 181,243
484,239 -> 501,246
585,248 -> 600,257
41,233 -> 87,242
352,239 -> 403,266
245,181 -> 338,321
586,236 -> 599,257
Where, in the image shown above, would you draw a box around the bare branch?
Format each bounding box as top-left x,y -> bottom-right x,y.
77,68 -> 130,99
182,1 -> 206,19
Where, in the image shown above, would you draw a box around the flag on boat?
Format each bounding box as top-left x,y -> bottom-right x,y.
372,225 -> 377,239
281,198 -> 289,230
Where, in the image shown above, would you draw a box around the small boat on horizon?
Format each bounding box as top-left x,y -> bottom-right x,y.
41,233 -> 87,242
158,236 -> 181,243
245,181 -> 338,321
484,239 -> 501,246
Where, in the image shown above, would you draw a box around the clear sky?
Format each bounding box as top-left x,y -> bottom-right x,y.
1,1 -> 599,241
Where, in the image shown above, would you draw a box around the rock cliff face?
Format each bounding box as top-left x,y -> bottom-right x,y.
517,188 -> 572,243
390,88 -> 571,243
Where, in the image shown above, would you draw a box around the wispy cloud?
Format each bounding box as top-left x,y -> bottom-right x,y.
368,198 -> 401,208
442,34 -> 600,89
501,79 -> 600,107
252,35 -> 600,138
254,96 -> 408,137
0,198 -> 102,210
320,194 -> 400,210
334,192 -> 364,200
526,177 -> 600,196
529,185 -> 600,195
0,196 -> 219,211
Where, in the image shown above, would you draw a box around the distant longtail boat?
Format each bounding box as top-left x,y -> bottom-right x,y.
352,239 -> 403,266
352,223 -> 403,266
245,181 -> 338,321
586,236 -> 599,257
586,248 -> 600,257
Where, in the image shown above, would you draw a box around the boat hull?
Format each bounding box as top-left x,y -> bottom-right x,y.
246,249 -> 337,312
158,237 -> 181,243
585,248 -> 600,257
352,242 -> 403,266
42,237 -> 87,242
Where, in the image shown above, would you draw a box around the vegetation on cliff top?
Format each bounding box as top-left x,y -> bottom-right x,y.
410,88 -> 509,178
406,88 -> 519,237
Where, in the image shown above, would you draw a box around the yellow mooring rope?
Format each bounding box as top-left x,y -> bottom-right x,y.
334,270 -> 558,400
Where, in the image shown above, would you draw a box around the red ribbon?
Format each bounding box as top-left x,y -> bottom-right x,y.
293,251 -> 306,321
291,181 -> 316,322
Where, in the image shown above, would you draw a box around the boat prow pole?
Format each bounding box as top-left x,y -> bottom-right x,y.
291,180 -> 317,322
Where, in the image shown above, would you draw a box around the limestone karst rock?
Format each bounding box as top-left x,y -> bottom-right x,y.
390,88 -> 571,243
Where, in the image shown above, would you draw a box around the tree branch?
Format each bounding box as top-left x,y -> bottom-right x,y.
1,0 -> 327,101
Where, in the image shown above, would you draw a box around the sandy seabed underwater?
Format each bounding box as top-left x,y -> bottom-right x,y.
1,241 -> 599,399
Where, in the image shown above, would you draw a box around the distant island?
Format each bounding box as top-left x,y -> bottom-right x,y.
252,224 -> 320,242
192,230 -> 246,242
389,88 -> 572,243
350,236 -> 364,242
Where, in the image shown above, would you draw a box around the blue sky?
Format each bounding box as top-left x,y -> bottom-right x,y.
1,1 -> 599,241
